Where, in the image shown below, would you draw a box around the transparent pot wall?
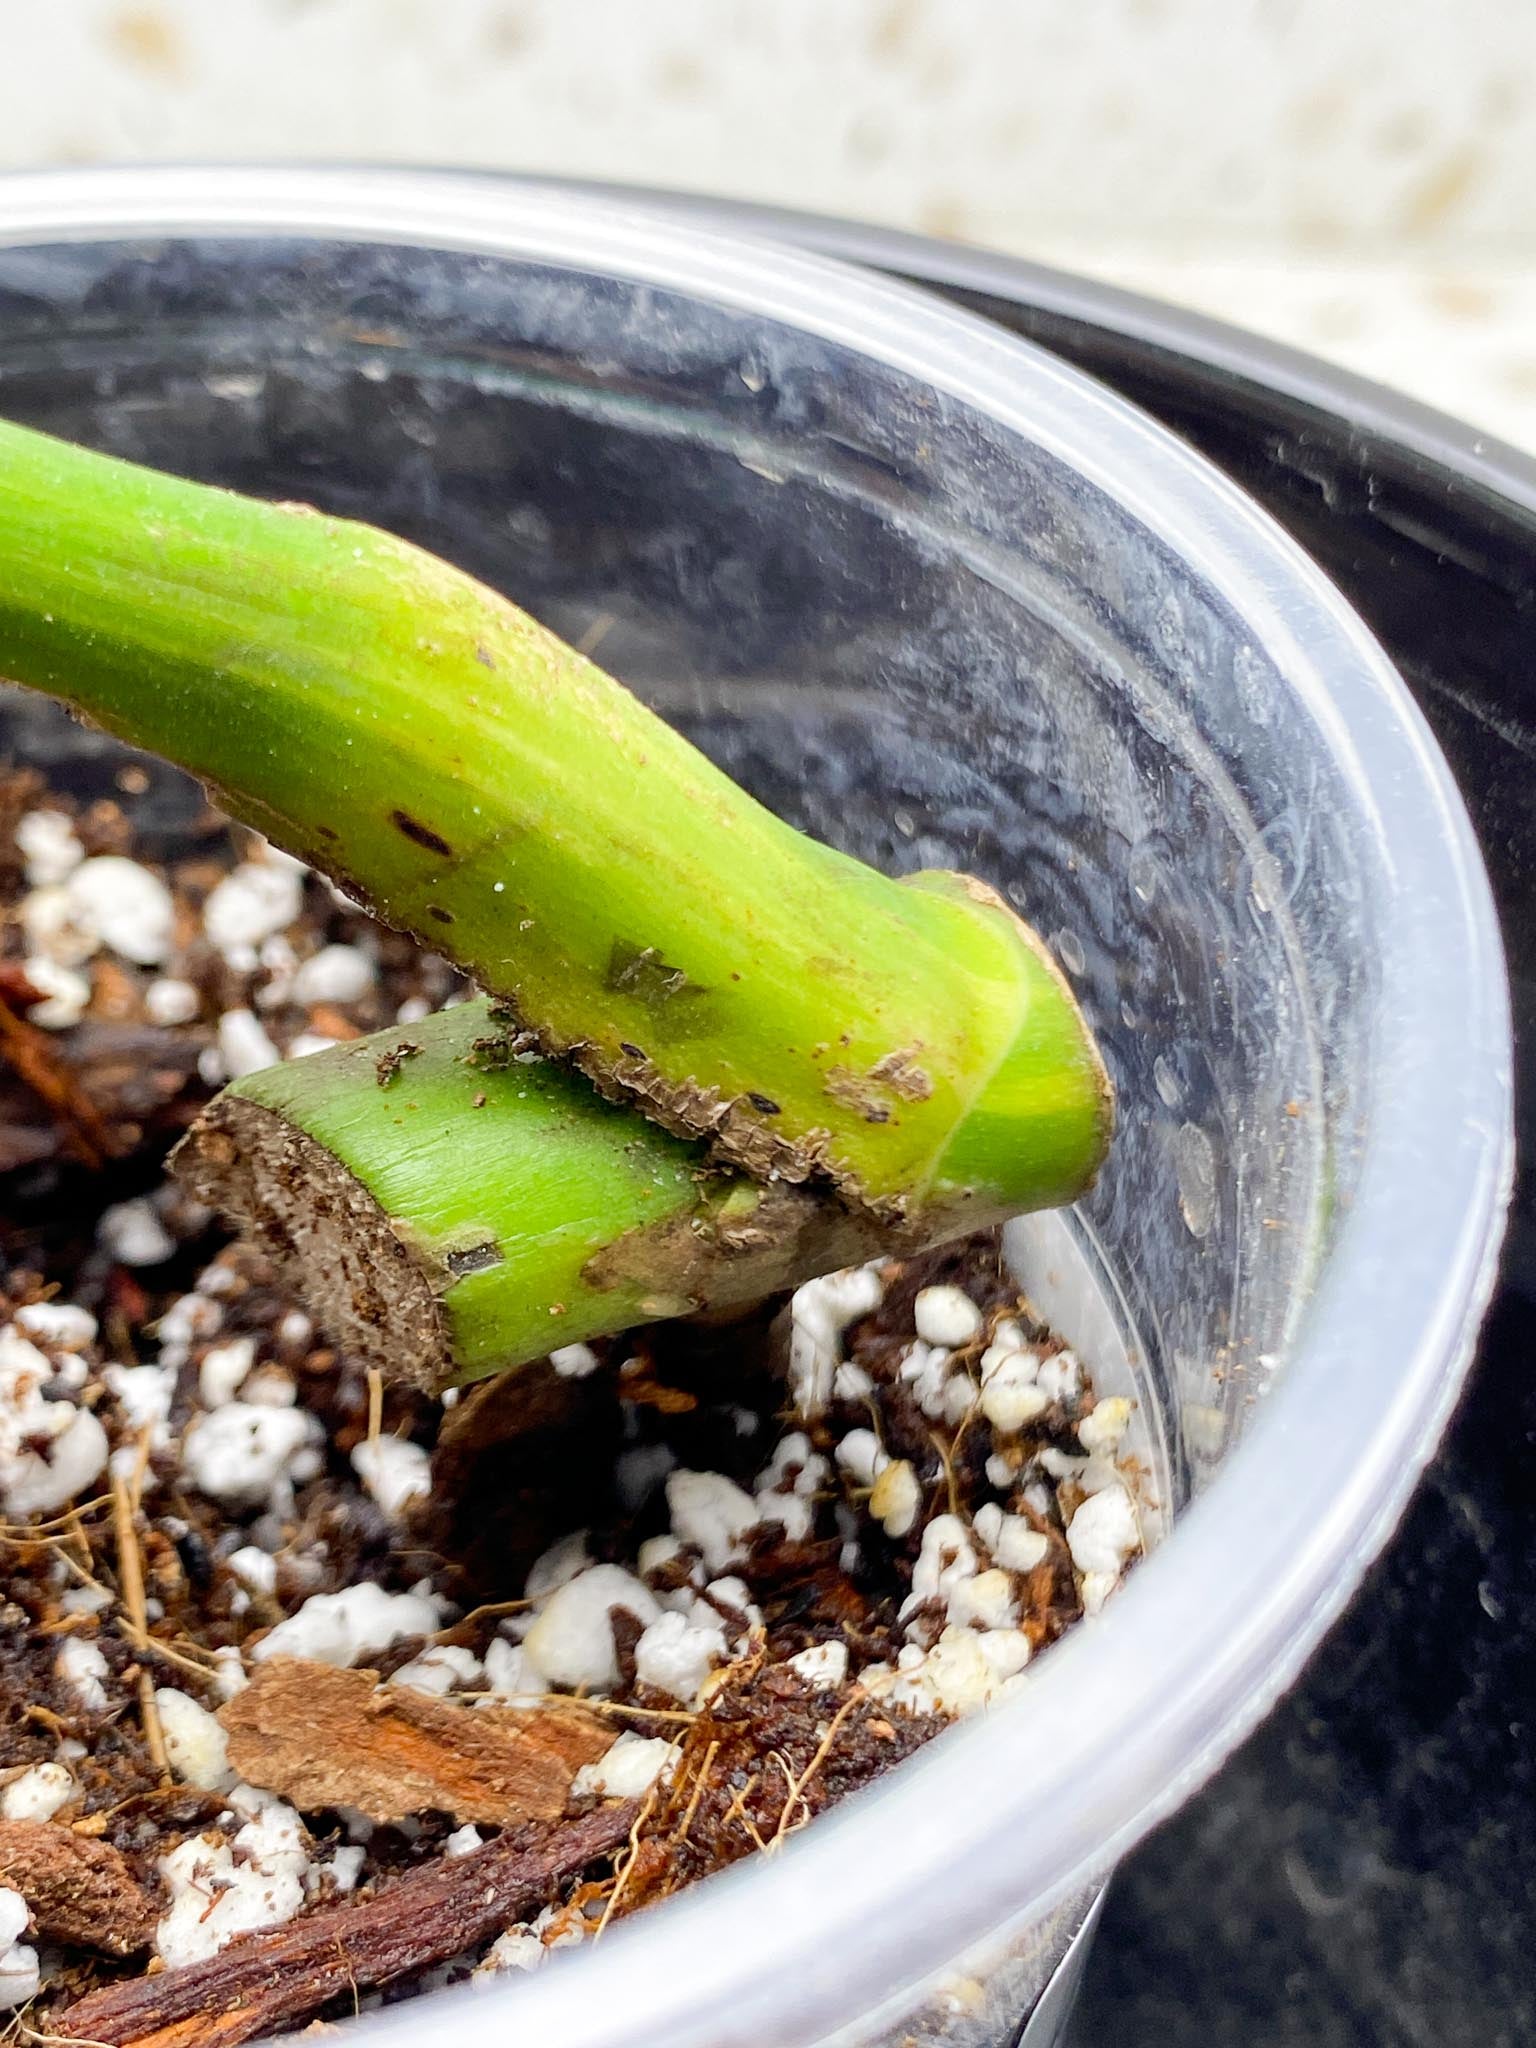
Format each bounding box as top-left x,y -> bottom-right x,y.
0,233 -> 1354,1516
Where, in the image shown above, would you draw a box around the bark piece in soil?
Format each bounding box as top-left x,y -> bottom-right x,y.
218,1657 -> 613,1826
0,1818 -> 157,1955
57,1800 -> 638,2048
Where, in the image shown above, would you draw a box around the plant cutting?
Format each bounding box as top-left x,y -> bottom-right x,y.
175,997 -> 888,1391
0,416 -> 1111,1382
0,417 -> 1136,2048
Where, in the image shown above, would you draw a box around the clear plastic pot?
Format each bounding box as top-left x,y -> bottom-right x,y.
0,168 -> 1511,2047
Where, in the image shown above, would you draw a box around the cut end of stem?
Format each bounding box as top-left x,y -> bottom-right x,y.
174,1094 -> 451,1394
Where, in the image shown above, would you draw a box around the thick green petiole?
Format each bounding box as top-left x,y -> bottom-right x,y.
172,1002 -> 887,1392
0,417 -> 1111,1222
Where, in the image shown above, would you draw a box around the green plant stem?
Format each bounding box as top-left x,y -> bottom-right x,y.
0,418 -> 1111,1226
174,1001 -> 888,1392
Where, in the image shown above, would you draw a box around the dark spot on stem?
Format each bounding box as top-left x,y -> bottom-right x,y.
316,824 -> 340,842
375,1040 -> 422,1088
468,1029 -> 536,1071
426,905 -> 454,925
619,1042 -> 644,1059
746,1092 -> 781,1115
607,941 -> 708,1009
390,810 -> 453,858
445,1240 -> 503,1278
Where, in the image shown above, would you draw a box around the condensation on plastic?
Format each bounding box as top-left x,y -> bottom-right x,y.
0,169 -> 1511,2048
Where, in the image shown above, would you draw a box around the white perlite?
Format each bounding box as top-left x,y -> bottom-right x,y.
978,1346 -> 1049,1434
0,1886 -> 39,2009
22,955 -> 91,1029
523,1530 -> 591,1602
868,1457 -> 921,1537
786,1640 -> 849,1689
912,1285 -> 984,1349
156,1786 -> 312,1967
948,1567 -> 1018,1631
482,1636 -> 542,1701
1065,1482 -> 1141,1577
0,1323 -> 109,1518
834,1427 -> 888,1489
286,1032 -> 342,1060
56,1638 -> 110,1712
755,1431 -> 829,1499
65,857 -> 176,965
60,1585 -> 112,1617
0,1761 -> 74,1822
550,1343 -> 601,1379
787,1264 -> 883,1418
144,976 -> 202,1026
203,861 -> 305,960
884,1626 -> 999,1718
157,1290 -> 224,1351
476,1927 -> 545,1977
155,1688 -> 234,1791
665,1469 -> 759,1575
182,1403 -> 324,1511
521,1566 -> 659,1692
254,1582 -> 445,1668
97,1197 -> 176,1268
15,1301 -> 97,1351
972,1504 -> 1049,1575
898,1339 -> 954,1422
227,1546 -> 278,1596
211,1646 -> 249,1701
217,1007 -> 280,1080
911,1513 -> 979,1605
572,1731 -> 678,1801
291,943 -> 375,1007
633,1608 -> 724,1704
20,883 -> 96,967
1036,1350 -> 1084,1408
389,1644 -> 482,1696
103,1363 -> 175,1446
15,809 -> 83,886
1077,1396 -> 1133,1454
351,1435 -> 432,1518
199,1334 -> 258,1409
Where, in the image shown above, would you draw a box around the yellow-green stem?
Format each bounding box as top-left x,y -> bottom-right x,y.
0,416 -> 1111,1220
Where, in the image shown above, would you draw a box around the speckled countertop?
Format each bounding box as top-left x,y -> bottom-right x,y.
1024,245 -> 1536,454
2,0 -> 1534,451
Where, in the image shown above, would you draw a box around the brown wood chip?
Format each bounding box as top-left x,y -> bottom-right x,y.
217,1658 -> 613,1827
57,1800 -> 636,2048
0,1819 -> 157,1956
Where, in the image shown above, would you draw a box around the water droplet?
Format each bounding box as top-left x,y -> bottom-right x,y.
1053,930 -> 1087,976
1234,644 -> 1273,727
1153,1056 -> 1183,1109
1128,842 -> 1161,905
1173,1122 -> 1216,1239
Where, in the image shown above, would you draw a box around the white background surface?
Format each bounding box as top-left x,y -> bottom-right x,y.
1,0 -> 1533,448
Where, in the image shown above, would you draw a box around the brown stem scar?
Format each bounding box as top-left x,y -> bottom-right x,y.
389,810 -> 453,857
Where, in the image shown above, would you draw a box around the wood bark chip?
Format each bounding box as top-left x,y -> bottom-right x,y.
0,992 -> 115,1167
217,1658 -> 613,1826
0,1820 -> 157,1955
57,1800 -> 637,2048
